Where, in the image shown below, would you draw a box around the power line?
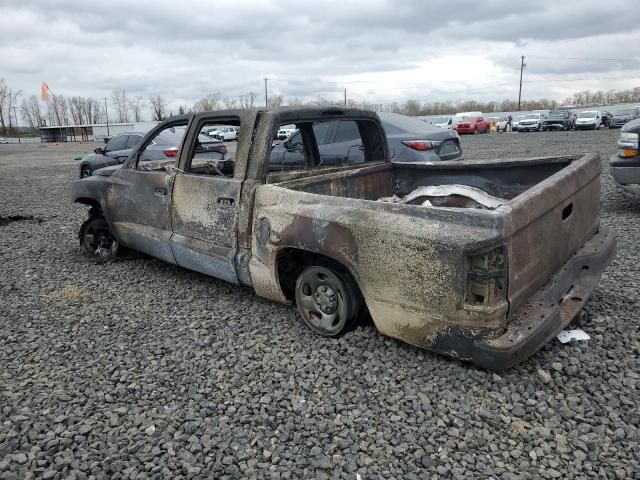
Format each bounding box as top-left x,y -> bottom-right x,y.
527,54 -> 640,63
525,75 -> 640,83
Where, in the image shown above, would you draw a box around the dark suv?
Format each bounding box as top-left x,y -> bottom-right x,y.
609,107 -> 640,129
610,117 -> 640,193
542,110 -> 572,131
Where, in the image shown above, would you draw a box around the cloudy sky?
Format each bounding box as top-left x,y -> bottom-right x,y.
1,0 -> 639,115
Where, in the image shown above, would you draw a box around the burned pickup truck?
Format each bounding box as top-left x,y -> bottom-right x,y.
72,108 -> 615,369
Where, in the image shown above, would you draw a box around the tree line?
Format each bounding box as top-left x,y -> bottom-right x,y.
3,77 -> 640,135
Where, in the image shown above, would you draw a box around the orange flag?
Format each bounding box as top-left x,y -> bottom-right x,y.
41,82 -> 50,102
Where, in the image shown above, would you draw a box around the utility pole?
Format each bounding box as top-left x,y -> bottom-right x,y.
344,88 -> 347,106
102,97 -> 110,136
517,55 -> 526,111
12,106 -> 21,144
264,78 -> 268,108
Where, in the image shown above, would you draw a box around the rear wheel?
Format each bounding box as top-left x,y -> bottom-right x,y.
79,215 -> 119,260
81,166 -> 93,178
295,263 -> 361,336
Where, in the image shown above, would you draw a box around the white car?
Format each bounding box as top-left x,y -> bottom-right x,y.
574,110 -> 603,130
430,116 -> 453,129
0,138 -> 9,144
511,115 -> 524,131
277,125 -> 297,140
487,116 -> 508,131
209,126 -> 239,141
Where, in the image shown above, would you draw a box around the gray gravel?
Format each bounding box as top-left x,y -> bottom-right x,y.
0,129 -> 638,479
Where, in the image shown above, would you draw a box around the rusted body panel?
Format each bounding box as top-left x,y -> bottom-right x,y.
72,107 -> 615,369
248,153 -> 614,367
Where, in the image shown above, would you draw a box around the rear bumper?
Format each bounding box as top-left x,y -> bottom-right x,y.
471,227 -> 616,370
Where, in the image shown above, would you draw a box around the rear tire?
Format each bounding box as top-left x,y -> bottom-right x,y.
81,166 -> 93,178
295,261 -> 361,337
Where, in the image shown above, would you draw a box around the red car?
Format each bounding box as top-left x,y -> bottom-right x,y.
456,116 -> 489,134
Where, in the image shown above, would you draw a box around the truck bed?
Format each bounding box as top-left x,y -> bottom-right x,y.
270,154 -> 603,343
277,155 -> 574,203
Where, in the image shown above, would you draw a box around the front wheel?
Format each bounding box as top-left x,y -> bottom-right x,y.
81,166 -> 93,178
295,263 -> 361,336
79,215 -> 119,260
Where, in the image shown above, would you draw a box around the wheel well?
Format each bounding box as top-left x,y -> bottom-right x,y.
75,197 -> 102,214
276,248 -> 361,302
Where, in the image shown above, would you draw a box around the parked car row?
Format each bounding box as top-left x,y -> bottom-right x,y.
429,107 -> 640,133
203,125 -> 240,141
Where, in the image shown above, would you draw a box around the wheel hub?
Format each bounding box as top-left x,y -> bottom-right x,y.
314,285 -> 337,314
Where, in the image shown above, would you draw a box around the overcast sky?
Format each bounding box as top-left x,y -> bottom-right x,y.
1,0 -> 639,115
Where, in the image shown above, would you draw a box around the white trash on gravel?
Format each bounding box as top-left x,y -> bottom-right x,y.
556,328 -> 591,343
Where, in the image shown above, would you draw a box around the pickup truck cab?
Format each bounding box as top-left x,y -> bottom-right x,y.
72,107 -> 615,369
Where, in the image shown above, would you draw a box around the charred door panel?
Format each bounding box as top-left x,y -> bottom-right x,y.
106,169 -> 176,263
170,174 -> 242,283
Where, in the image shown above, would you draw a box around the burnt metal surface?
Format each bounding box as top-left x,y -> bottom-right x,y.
71,107 -> 615,369
472,226 -> 616,369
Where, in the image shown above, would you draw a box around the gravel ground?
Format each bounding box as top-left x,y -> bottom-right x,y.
0,130 -> 638,479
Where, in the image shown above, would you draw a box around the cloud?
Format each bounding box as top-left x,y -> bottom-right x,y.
0,0 -> 638,117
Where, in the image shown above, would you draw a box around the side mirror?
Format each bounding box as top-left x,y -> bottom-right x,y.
94,147 -> 104,155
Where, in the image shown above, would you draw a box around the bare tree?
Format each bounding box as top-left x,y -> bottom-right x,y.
193,92 -> 223,112
129,95 -> 145,122
6,88 -> 22,130
267,94 -> 283,107
111,88 -> 129,122
149,95 -> 167,121
46,94 -> 69,126
238,91 -> 258,109
223,97 -> 239,109
20,95 -> 44,128
20,99 -> 35,128
0,78 -> 8,130
85,98 -> 102,123
68,96 -> 85,125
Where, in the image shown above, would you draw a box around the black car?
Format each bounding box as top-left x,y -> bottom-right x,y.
542,110 -> 572,130
79,132 -> 145,178
610,117 -> 640,193
79,129 -> 228,178
609,107 -> 640,129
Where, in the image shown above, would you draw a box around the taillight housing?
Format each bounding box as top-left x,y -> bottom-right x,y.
466,245 -> 507,306
401,140 -> 437,151
163,147 -> 178,158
